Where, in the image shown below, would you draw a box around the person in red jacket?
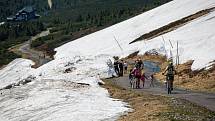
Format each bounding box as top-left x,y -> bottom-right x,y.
133,67 -> 141,88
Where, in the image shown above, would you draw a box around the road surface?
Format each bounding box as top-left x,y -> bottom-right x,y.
113,75 -> 215,112
18,29 -> 52,67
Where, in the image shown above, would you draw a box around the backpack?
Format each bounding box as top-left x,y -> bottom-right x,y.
167,65 -> 174,75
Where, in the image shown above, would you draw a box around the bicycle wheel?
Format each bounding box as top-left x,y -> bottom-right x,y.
167,81 -> 171,94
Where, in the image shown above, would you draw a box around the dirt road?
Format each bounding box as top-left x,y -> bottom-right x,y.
11,29 -> 52,67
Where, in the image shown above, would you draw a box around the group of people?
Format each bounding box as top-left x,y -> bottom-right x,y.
107,57 -> 177,94
129,59 -> 154,89
129,59 -> 176,92
113,60 -> 128,77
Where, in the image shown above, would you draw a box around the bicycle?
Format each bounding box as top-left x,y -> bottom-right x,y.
163,74 -> 173,94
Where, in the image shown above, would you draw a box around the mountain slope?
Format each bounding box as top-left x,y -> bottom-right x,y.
145,10 -> 215,70
0,0 -> 171,67
0,0 -> 171,22
55,0 -> 215,70
0,0 -> 215,120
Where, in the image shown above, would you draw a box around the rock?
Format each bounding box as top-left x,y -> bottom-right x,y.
98,82 -> 104,86
77,83 -> 90,86
64,67 -> 76,73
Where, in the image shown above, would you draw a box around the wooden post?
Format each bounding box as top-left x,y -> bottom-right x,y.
176,41 -> 180,83
162,36 -> 167,58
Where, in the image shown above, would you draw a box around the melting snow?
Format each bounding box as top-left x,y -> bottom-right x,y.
0,0 -> 215,120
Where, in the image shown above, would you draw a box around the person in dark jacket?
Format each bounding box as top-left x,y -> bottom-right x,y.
124,61 -> 128,74
118,60 -> 124,76
114,60 -> 119,76
137,59 -> 144,69
162,62 -> 176,91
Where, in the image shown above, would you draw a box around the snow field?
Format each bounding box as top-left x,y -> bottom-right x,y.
1,0 -> 215,120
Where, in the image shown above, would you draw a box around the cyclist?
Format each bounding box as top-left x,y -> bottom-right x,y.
162,61 -> 176,94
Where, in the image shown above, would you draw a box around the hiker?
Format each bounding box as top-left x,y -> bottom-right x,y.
140,72 -> 148,88
134,60 -> 138,68
124,61 -> 128,74
137,59 -> 144,69
129,69 -> 135,88
133,67 -> 142,88
114,60 -> 120,76
118,60 -> 124,76
162,62 -> 176,91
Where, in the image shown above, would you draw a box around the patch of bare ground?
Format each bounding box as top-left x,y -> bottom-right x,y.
102,79 -> 215,121
173,61 -> 215,93
153,58 -> 215,93
130,7 -> 215,44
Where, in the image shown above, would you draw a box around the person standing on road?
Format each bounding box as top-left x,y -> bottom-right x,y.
134,67 -> 142,88
124,61 -> 128,74
162,62 -> 176,91
118,60 -> 124,76
114,60 -> 119,76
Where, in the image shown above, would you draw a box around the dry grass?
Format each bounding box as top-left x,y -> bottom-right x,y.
102,78 -> 215,121
173,61 -> 215,93
148,55 -> 215,93
156,60 -> 215,93
102,79 -> 169,121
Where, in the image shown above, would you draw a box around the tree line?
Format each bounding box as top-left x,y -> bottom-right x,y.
0,21 -> 45,66
32,0 -> 171,55
0,0 -> 172,67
